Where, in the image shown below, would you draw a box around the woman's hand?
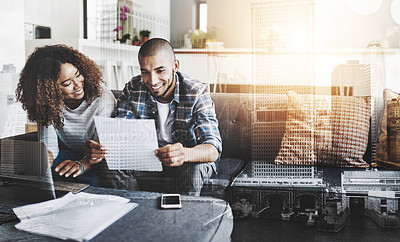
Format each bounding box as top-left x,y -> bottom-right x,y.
48,150 -> 54,168
83,140 -> 107,164
55,158 -> 89,178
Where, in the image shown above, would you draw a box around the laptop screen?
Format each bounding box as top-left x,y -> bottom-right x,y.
0,138 -> 56,204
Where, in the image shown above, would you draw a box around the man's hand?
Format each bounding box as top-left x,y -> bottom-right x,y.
155,143 -> 185,167
83,140 -> 107,164
55,159 -> 88,178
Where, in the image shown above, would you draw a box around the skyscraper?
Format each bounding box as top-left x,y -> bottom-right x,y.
331,60 -> 371,97
251,0 -> 315,173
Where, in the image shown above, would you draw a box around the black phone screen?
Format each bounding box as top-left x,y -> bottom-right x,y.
162,195 -> 180,205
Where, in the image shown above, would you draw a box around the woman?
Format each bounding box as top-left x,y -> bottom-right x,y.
16,44 -> 116,186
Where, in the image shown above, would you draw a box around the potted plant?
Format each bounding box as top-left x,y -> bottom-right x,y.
190,29 -> 208,48
113,4 -> 131,43
119,33 -> 131,44
140,30 -> 151,43
132,35 -> 140,45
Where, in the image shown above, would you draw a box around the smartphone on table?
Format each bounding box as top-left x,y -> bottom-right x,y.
160,194 -> 182,209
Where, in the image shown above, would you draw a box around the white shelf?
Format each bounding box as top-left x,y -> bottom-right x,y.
25,39 -> 140,61
25,39 -> 141,90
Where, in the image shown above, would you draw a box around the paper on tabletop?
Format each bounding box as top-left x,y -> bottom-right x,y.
13,192 -> 137,241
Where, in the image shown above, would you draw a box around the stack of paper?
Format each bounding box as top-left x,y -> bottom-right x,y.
13,192 -> 137,241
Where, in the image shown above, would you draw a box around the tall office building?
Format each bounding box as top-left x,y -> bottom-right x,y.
331,42 -> 386,160
250,0 -> 315,171
1,140 -> 25,175
330,59 -> 376,159
363,41 -> 386,159
251,94 -> 287,163
388,99 -> 400,162
331,60 -> 371,97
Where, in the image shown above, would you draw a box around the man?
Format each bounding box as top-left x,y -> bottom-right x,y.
86,38 -> 222,196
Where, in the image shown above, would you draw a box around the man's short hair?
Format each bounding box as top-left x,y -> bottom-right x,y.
138,38 -> 175,61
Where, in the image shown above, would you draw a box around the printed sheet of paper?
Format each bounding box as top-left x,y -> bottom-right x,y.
94,116 -> 162,171
13,192 -> 137,242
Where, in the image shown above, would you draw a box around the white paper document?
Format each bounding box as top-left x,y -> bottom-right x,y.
13,192 -> 138,241
94,116 -> 162,171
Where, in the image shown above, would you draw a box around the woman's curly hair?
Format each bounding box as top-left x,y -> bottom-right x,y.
16,44 -> 104,129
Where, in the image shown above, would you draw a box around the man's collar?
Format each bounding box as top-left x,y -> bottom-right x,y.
172,72 -> 180,104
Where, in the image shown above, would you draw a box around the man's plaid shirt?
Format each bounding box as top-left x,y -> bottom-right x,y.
115,71 -> 222,165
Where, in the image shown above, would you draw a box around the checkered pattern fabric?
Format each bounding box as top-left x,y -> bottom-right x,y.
115,71 -> 222,157
275,91 -> 370,167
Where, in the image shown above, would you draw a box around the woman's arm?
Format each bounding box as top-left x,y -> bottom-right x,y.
39,125 -> 59,166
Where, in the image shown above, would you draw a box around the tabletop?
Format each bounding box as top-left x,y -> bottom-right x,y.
0,186 -> 233,242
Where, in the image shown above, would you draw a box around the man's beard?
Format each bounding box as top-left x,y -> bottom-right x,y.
158,71 -> 176,100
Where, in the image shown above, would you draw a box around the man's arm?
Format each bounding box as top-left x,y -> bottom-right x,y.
184,144 -> 219,162
114,75 -> 142,119
192,84 -> 222,157
115,98 -> 137,119
155,143 -> 219,167
155,83 -> 222,167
